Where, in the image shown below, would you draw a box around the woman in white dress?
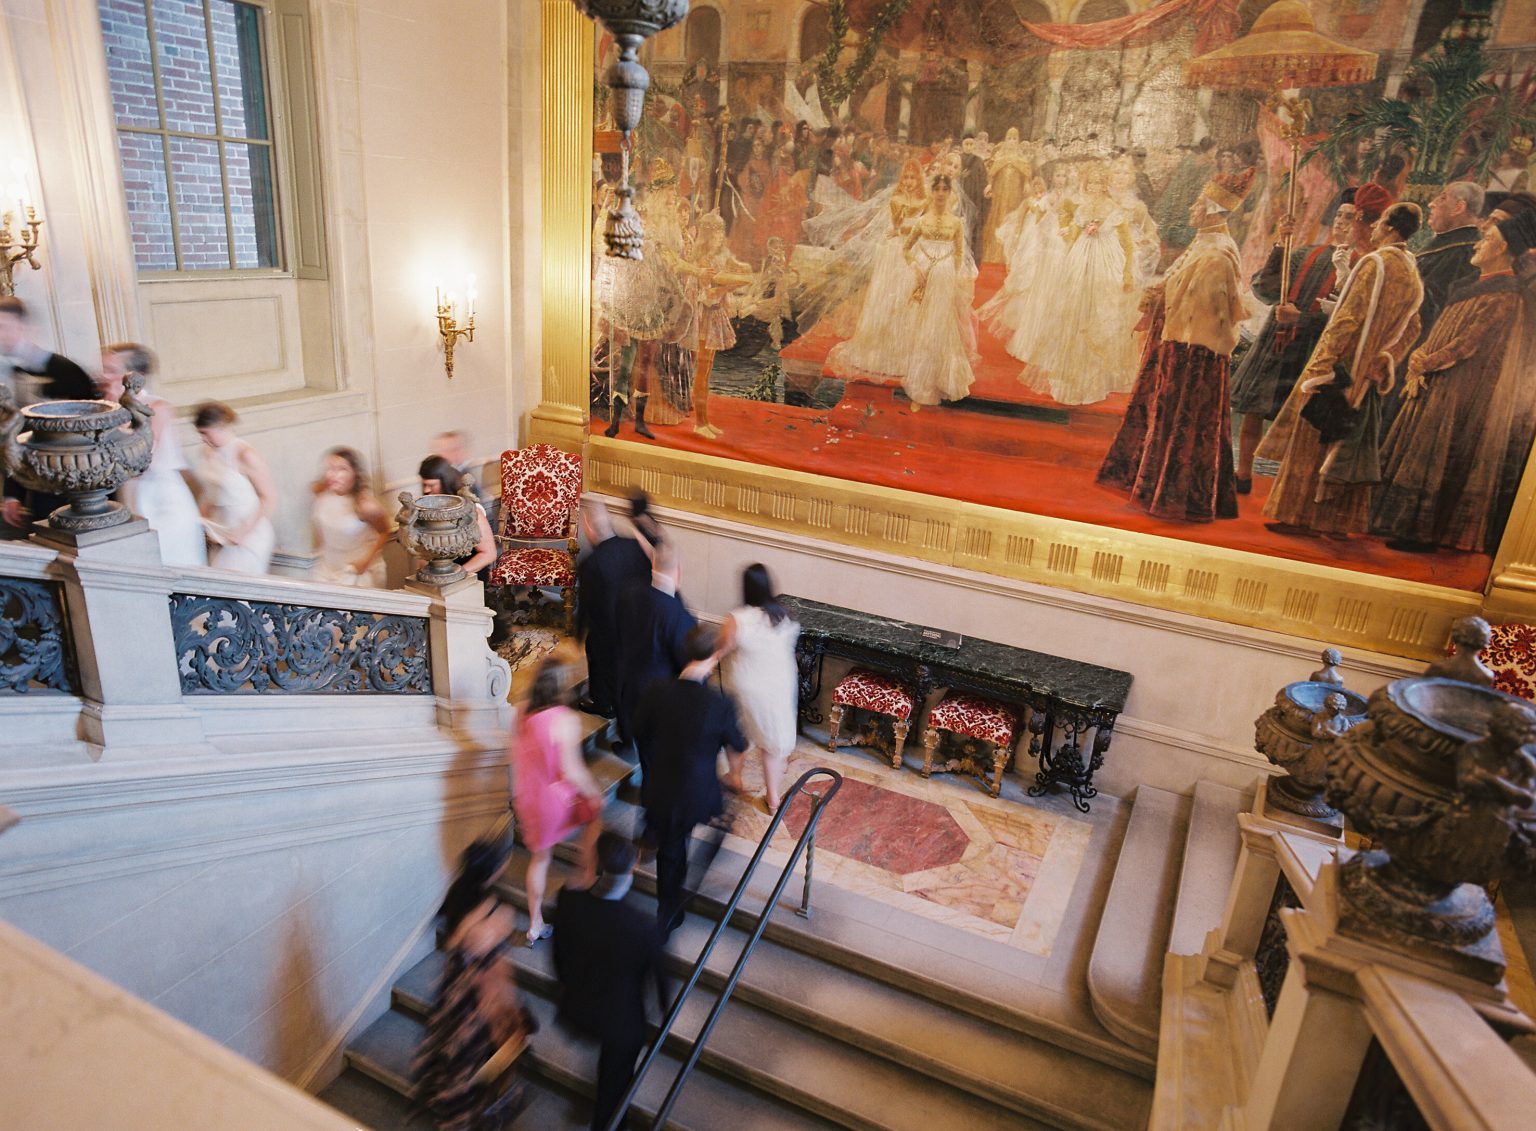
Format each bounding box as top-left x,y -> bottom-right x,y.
1022,163 -> 1142,405
984,163 -> 1076,365
191,402 -> 276,574
717,563 -> 800,812
311,447 -> 390,587
95,344 -> 205,567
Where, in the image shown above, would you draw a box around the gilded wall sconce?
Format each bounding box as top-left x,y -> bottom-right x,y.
1,201 -> 43,298
435,278 -> 476,378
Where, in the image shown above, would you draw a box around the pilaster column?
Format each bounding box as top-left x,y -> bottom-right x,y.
529,0 -> 594,454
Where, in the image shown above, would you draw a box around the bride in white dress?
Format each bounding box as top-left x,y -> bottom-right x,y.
311,447 -> 390,587
96,344 -> 205,567
1021,163 -> 1142,405
191,402 -> 276,574
717,564 -> 800,812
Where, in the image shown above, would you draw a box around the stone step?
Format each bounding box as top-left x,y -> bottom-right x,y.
344,986 -> 836,1131
318,1062 -> 589,1131
1167,781 -> 1247,958
536,796 -> 1153,1080
1087,785 -> 1191,1058
481,858 -> 1150,1131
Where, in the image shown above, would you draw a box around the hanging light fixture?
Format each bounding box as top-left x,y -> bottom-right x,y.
570,0 -> 691,259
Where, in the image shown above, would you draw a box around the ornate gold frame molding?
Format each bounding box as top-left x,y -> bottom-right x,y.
528,5 -> 1536,661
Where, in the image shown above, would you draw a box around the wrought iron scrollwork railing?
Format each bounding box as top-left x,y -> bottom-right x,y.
1255,871 -> 1300,1017
605,767 -> 844,1131
0,577 -> 78,694
170,594 -> 432,695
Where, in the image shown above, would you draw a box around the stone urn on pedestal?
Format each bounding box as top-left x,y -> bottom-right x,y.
0,373 -> 153,537
1325,676 -> 1536,977
396,491 -> 479,586
1254,650 -> 1367,826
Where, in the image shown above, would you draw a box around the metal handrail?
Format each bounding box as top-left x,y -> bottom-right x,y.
603,765 -> 844,1131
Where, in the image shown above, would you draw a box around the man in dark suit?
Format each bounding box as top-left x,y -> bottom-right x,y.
575,498 -> 652,719
632,623 -> 748,934
615,541 -> 697,785
554,832 -> 669,1131
0,296 -> 96,534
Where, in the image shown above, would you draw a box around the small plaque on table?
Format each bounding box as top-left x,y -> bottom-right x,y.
917,626 -> 964,650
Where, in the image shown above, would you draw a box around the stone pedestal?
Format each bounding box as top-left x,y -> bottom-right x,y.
53,525 -> 207,752
1198,778 -> 1343,989
408,577 -> 512,743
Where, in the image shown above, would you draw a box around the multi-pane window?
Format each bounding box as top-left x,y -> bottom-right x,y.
100,0 -> 280,272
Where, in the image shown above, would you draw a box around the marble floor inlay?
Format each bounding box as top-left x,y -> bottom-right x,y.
723,742 -> 1094,957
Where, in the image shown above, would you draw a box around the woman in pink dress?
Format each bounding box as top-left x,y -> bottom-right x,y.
510,658 -> 603,944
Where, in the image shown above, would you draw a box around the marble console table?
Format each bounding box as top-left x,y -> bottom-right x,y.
784,595 -> 1133,812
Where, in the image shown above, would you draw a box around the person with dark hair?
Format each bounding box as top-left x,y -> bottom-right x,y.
419,455 -> 498,575
627,488 -> 663,557
1,296 -> 96,533
632,622 -> 748,934
94,343 -> 205,566
1230,192 -> 1363,493
718,563 -> 800,811
575,498 -> 651,718
191,401 -> 277,573
510,657 -> 603,944
1371,209 -> 1536,551
553,832 -> 668,1131
1260,200 -> 1425,538
414,837 -> 535,1130
614,541 -> 697,787
310,447 -> 390,586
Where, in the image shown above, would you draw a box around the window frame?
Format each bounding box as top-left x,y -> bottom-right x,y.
107,0 -> 295,278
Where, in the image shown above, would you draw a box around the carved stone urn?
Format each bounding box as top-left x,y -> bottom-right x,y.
1325,677 -> 1536,964
1255,678 -> 1367,821
0,373 -> 153,532
396,491 -> 479,586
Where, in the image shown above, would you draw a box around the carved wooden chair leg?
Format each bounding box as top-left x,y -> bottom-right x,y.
892,718 -> 910,769
988,741 -> 1008,798
827,704 -> 845,752
561,586 -> 575,636
921,727 -> 940,778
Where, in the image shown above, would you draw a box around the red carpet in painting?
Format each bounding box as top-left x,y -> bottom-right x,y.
597,262 -> 1493,592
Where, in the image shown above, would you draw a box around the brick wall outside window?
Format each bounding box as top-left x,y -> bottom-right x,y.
101,0 -> 278,272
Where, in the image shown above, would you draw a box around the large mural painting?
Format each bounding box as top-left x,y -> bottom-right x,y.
589,0 -> 1536,593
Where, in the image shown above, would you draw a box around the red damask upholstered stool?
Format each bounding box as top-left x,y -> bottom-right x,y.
921,692 -> 1018,798
1484,622 -> 1536,700
827,668 -> 916,769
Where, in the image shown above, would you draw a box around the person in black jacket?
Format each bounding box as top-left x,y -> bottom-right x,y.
633,623 -> 748,934
575,498 -> 651,719
0,296 -> 97,532
554,832 -> 669,1131
614,541 -> 697,787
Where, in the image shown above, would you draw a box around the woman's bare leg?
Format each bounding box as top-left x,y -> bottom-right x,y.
575,819 -> 601,889
762,748 -> 787,812
524,848 -> 552,936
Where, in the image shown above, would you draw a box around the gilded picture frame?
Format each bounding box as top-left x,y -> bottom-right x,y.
531,0 -> 1536,661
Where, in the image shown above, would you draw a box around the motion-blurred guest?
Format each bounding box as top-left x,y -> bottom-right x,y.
419,456 -> 498,576
575,498 -> 651,718
192,402 -> 277,574
311,447 -> 390,587
718,564 -> 800,812
553,833 -> 668,1131
414,838 -> 535,1130
96,343 -> 205,566
1,296 -> 95,532
432,429 -> 485,504
633,623 -> 748,935
615,542 -> 697,789
511,657 -> 604,945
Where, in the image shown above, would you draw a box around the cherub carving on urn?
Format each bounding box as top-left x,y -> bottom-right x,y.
1253,648 -> 1367,823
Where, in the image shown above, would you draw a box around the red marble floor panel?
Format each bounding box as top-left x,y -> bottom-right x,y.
779,775 -> 970,875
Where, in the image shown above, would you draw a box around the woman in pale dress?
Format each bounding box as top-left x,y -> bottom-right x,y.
987,163 -> 1076,364
717,564 -> 800,812
192,402 -> 276,574
311,447 -> 390,587
95,344 -> 205,567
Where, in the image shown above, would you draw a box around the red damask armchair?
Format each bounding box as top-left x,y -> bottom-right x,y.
1484,622 -> 1536,701
486,444 -> 583,632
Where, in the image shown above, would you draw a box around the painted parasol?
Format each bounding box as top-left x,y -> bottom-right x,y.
1185,1 -> 1379,298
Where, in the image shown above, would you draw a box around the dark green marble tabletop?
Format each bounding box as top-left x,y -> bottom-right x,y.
782,594 -> 1133,714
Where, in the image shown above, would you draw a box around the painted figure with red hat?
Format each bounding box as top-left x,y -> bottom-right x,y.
1259,192 -> 1425,539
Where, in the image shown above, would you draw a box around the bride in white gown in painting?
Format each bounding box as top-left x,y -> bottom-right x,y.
827,172 -> 978,409
1021,162 -> 1142,405
980,163 -> 1076,365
